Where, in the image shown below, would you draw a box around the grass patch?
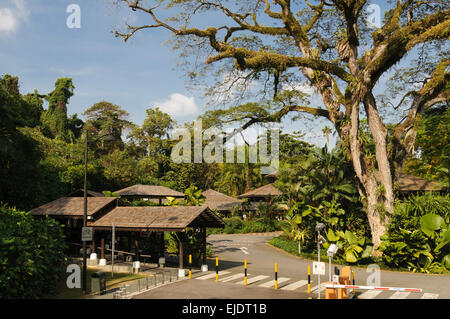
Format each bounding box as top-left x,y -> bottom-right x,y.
48,268 -> 147,299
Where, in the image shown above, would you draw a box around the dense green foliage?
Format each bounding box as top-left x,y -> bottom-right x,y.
0,205 -> 67,298
404,105 -> 449,187
379,193 -> 450,273
208,217 -> 286,234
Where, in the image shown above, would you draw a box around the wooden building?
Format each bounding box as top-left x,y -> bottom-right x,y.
202,189 -> 243,216
114,184 -> 185,204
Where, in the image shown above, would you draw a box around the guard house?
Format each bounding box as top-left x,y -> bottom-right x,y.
29,197 -> 118,254
89,206 -> 224,275
29,195 -> 224,273
114,184 -> 185,204
202,189 -> 243,217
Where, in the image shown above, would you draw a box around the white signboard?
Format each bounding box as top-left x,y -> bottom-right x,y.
81,227 -> 93,241
312,262 -> 326,275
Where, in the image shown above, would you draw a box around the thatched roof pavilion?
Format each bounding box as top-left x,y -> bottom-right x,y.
202,189 -> 242,212
239,183 -> 283,199
89,206 -> 224,232
397,174 -> 446,193
114,185 -> 185,199
29,197 -> 117,219
67,189 -> 105,197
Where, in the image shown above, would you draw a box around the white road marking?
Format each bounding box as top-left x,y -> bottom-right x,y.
421,293 -> 439,299
358,290 -> 383,299
237,275 -> 269,285
240,247 -> 249,255
281,280 -> 308,291
220,273 -> 246,282
258,277 -> 290,288
195,271 -> 230,280
310,282 -> 326,293
389,291 -> 410,299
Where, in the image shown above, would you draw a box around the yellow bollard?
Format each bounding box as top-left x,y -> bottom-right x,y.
215,257 -> 219,282
307,266 -> 311,297
274,263 -> 278,290
352,270 -> 355,295
189,254 -> 192,279
244,260 -> 247,286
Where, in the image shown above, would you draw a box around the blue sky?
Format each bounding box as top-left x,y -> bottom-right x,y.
0,0 -> 397,148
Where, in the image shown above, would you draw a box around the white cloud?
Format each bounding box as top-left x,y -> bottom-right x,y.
156,93 -> 199,117
0,0 -> 30,33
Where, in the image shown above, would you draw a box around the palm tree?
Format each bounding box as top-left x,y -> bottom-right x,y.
322,125 -> 332,149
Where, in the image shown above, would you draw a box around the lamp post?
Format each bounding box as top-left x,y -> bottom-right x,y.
82,129 -> 116,295
315,223 -> 326,299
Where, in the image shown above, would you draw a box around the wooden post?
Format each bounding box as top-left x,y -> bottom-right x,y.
202,227 -> 207,265
179,233 -> 184,270
91,229 -> 96,254
101,237 -> 105,259
160,232 -> 165,258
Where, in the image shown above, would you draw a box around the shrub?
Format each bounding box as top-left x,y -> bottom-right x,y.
379,193 -> 450,273
0,204 -> 67,298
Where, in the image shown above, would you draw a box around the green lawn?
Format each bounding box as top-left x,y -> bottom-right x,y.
49,268 -> 147,299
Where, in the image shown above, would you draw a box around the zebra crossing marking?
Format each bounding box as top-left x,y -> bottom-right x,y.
389,291 -> 410,299
310,282 -> 326,293
281,280 -> 308,291
258,277 -> 290,288
358,290 -> 384,299
421,293 -> 439,299
237,275 -> 269,285
220,273 -> 245,282
195,271 -> 230,280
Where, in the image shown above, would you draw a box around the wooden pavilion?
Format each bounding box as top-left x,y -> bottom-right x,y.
239,183 -> 283,202
114,184 -> 185,204
29,195 -> 224,272
89,206 -> 224,271
397,174 -> 447,196
202,189 -> 243,216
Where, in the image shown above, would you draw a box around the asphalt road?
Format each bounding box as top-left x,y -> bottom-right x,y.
134,232 -> 450,299
205,232 -> 450,299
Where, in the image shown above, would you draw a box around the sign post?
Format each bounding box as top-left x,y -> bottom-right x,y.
81,227 -> 93,242
313,261 -> 326,299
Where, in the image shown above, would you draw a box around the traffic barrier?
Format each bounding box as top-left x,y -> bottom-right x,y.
216,257 -> 219,282
274,263 -> 278,290
325,284 -> 423,293
244,260 -> 248,286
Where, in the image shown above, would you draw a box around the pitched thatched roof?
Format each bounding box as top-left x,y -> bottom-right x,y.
264,171 -> 280,180
67,189 -> 105,197
398,174 -> 445,192
202,189 -> 243,211
29,197 -> 117,218
239,183 -> 283,198
89,206 -> 224,231
114,185 -> 185,198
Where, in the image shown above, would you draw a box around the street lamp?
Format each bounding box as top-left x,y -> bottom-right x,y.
315,223 -> 326,299
82,129 -> 116,295
327,244 -> 339,282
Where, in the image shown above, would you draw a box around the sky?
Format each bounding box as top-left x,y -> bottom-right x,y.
0,0 -> 395,148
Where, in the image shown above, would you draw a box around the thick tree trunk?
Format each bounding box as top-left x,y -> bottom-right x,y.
364,174 -> 389,251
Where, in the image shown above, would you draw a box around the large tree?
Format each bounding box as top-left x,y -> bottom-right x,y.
115,0 -> 449,250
